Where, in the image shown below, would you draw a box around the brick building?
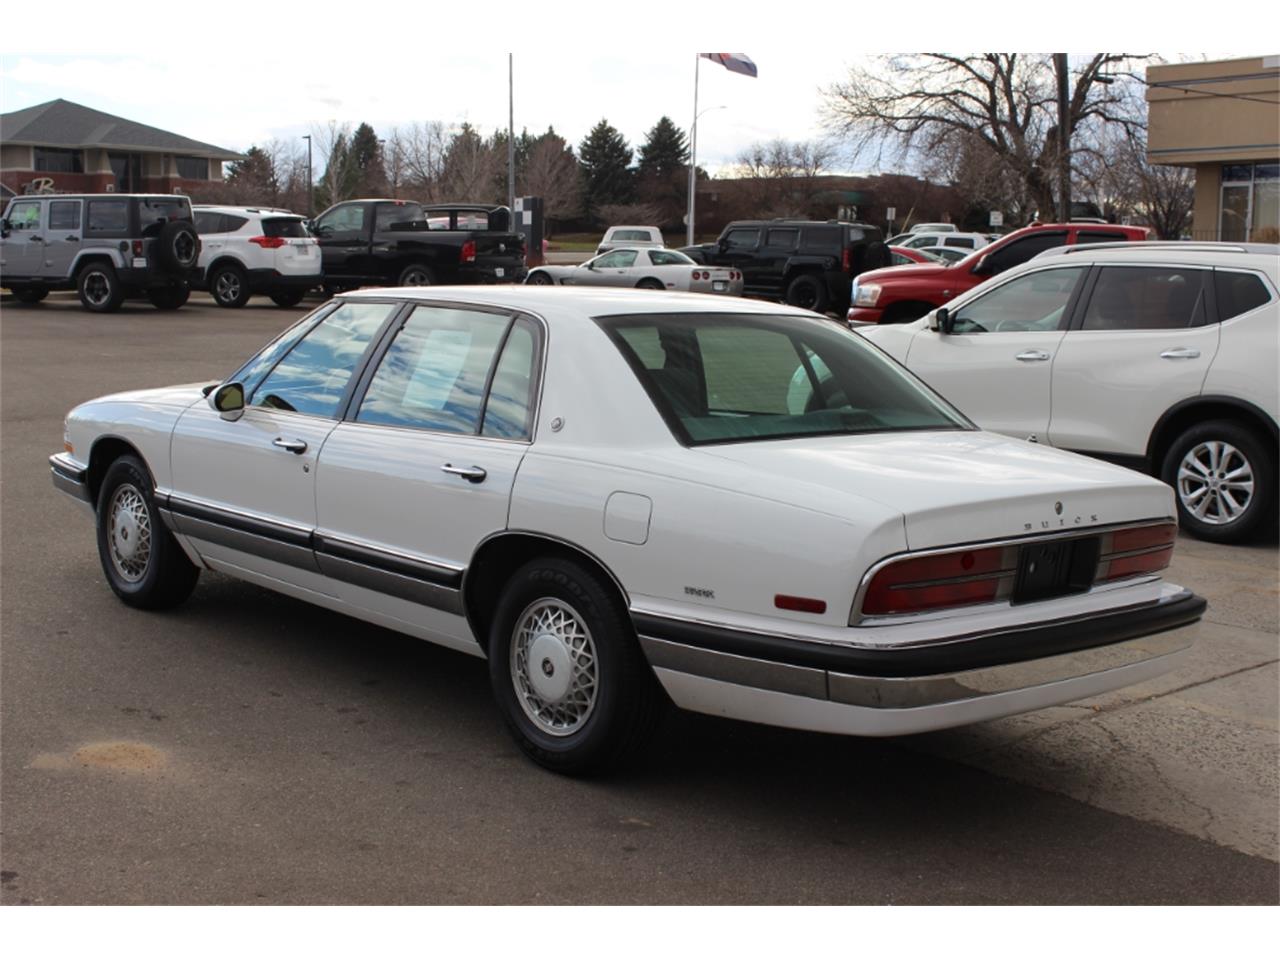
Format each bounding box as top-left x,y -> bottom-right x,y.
0,99 -> 242,198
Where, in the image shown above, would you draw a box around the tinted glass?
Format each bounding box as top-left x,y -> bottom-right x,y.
953,267 -> 1084,334
613,229 -> 654,242
601,313 -> 968,445
251,301 -> 396,417
86,200 -> 128,233
1214,271 -> 1272,321
649,249 -> 693,265
765,228 -> 799,249
482,318 -> 539,439
943,237 -> 976,248
800,226 -> 839,252
222,214 -> 250,233
375,202 -> 425,231
194,211 -> 225,234
1222,164 -> 1253,183
140,198 -> 191,222
6,201 -> 41,229
49,201 -> 80,231
1076,230 -> 1129,245
357,306 -> 510,434
983,231 -> 1068,274
34,147 -> 83,173
1082,267 -> 1209,331
723,228 -> 759,252
262,217 -> 306,238
317,204 -> 367,234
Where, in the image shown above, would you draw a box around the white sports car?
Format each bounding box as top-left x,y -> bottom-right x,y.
51,287 -> 1203,772
526,247 -> 744,296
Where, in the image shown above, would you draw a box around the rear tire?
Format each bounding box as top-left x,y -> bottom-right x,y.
269,289 -> 308,308
397,263 -> 434,287
1161,420 -> 1275,544
785,273 -> 829,312
209,263 -> 250,308
636,278 -> 664,290
77,263 -> 124,313
12,286 -> 49,304
488,557 -> 661,775
95,455 -> 200,609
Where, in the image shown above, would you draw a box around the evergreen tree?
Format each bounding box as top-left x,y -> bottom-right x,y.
224,146 -> 280,202
349,122 -> 387,196
578,119 -> 634,217
637,117 -> 689,179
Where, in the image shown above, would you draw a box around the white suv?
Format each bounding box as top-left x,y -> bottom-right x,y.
192,205 -> 322,308
858,242 -> 1279,543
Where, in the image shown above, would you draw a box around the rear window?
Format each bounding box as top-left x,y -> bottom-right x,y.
598,313 -> 968,446
263,217 -> 308,238
799,226 -> 840,252
140,198 -> 191,222
611,229 -> 654,242
86,199 -> 128,233
1214,271 -> 1273,320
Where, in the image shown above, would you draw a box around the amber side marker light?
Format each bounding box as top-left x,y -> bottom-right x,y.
64,441 -> 74,454
775,594 -> 827,615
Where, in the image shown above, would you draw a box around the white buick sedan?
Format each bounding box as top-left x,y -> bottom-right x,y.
51,287 -> 1204,773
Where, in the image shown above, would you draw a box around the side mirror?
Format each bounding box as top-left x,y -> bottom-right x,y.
585,261 -> 597,271
718,237 -> 729,251
933,307 -> 955,334
972,255 -> 992,276
210,381 -> 245,421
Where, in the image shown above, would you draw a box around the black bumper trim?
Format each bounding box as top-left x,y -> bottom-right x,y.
50,454 -> 91,503
632,590 -> 1206,679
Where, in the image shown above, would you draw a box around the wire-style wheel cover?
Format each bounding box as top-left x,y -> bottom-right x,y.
510,598 -> 599,736
108,483 -> 152,582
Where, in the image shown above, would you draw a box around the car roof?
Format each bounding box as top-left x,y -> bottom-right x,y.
1034,241 -> 1279,272
193,205 -> 300,216
336,285 -> 819,320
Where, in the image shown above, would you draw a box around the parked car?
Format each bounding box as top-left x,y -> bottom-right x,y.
193,205 -> 322,308
681,218 -> 889,314
309,199 -> 525,292
597,225 -> 664,255
899,231 -> 990,252
848,222 -> 1150,324
525,246 -> 743,295
51,287 -> 1203,772
889,247 -> 948,266
907,222 -> 958,234
857,242 -> 1279,543
2,193 -> 200,311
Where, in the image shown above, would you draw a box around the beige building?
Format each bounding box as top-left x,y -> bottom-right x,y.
1147,55 -> 1279,241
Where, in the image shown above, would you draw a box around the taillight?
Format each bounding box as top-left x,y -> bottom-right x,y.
132,240 -> 144,256
1096,523 -> 1177,582
462,240 -> 476,262
249,236 -> 287,249
862,546 -> 1011,617
842,248 -> 851,272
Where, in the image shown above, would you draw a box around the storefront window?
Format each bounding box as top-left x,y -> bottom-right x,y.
1220,161 -> 1280,242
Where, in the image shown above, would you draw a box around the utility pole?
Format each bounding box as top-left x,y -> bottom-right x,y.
1054,53 -> 1070,224
508,54 -> 516,219
302,134 -> 313,217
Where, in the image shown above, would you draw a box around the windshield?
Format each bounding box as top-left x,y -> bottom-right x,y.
597,313 -> 970,446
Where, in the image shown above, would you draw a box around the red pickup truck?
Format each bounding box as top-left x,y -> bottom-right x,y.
847,222 -> 1150,324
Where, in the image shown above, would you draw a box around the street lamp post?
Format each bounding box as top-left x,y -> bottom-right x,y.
302,134 -> 313,217
685,103 -> 726,247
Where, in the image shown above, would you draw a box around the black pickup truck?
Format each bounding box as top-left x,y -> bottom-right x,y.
681,219 -> 888,314
309,200 -> 525,291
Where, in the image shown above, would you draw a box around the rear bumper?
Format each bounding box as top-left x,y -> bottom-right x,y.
636,587 -> 1204,736
246,268 -> 322,292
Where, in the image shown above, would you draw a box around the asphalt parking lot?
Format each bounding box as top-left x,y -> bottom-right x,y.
1,292 -> 1277,905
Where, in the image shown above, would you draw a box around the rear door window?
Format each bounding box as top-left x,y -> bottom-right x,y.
49,200 -> 81,231
1081,266 -> 1210,331
799,226 -> 840,252
764,228 -> 798,250
86,199 -> 128,234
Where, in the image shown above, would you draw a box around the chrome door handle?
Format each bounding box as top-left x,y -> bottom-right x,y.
441,463 -> 487,483
1160,348 -> 1201,360
272,437 -> 308,454
1015,350 -> 1051,362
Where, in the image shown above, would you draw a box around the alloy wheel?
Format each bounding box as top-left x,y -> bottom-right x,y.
1177,441 -> 1254,526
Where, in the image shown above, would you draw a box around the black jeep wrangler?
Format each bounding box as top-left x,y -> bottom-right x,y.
681,219 -> 889,314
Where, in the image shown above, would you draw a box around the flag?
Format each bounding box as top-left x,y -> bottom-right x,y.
700,53 -> 757,78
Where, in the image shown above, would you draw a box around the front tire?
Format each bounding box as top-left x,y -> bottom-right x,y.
77,263 -> 124,313
209,264 -> 250,308
785,273 -> 829,312
488,557 -> 661,774
1162,421 -> 1275,544
95,455 -> 199,609
526,271 -> 554,286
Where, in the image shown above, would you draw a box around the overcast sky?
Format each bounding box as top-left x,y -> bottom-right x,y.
0,3 -> 1247,176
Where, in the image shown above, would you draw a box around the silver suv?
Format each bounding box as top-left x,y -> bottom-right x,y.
1,194 -> 201,311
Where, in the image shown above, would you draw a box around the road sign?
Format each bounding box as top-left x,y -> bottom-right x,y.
989,211 -> 1004,227
886,207 -> 897,222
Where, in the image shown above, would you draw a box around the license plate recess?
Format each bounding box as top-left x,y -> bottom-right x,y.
1012,536 -> 1100,605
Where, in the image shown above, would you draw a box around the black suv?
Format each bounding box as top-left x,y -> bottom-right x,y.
681,219 -> 889,314
1,194 -> 201,311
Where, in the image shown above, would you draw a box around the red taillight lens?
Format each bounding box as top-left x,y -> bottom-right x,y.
461,240 -> 476,262
862,547 -> 1009,616
249,235 -> 287,249
1096,523 -> 1177,582
842,248 -> 851,272
775,594 -> 827,615
132,240 -> 144,256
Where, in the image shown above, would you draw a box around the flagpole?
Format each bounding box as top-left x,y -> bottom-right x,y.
686,53 -> 699,247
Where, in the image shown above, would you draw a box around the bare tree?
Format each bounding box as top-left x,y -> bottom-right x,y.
438,123 -> 502,203
521,132 -> 581,225
822,54 -> 1149,219
1075,121 -> 1194,239
387,122 -> 449,201
729,139 -> 837,217
311,120 -> 356,209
